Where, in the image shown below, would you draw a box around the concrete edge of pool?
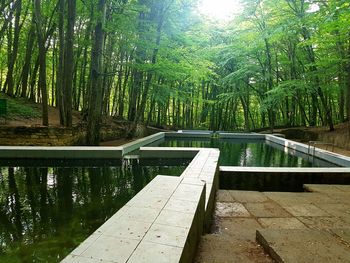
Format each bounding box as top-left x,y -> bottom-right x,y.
62,147 -> 220,263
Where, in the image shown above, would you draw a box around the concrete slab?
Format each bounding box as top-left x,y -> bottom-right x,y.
195,234 -> 273,263
164,198 -> 198,214
264,192 -> 335,205
97,219 -> 152,240
297,216 -> 350,229
79,235 -> 139,262
156,209 -> 194,229
215,202 -> 250,218
304,184 -> 346,193
284,204 -> 329,217
258,218 -> 306,229
61,255 -> 110,263
216,190 -> 234,202
256,229 -> 350,263
229,190 -> 268,203
315,203 -> 350,217
219,218 -> 262,240
143,223 -> 189,248
245,202 -> 291,218
331,229 -> 350,244
127,242 -> 182,263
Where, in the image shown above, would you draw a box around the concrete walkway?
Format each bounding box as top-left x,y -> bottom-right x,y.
195,185 -> 350,262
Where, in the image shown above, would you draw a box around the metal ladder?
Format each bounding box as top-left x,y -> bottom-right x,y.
308,141 -> 335,162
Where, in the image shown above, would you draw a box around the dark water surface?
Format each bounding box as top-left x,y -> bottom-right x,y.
0,158 -> 189,262
148,138 -> 337,167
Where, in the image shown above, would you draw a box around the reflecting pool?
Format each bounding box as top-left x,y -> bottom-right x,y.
147,138 -> 337,167
0,158 -> 189,262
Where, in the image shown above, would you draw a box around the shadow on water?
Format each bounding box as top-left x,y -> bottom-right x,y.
0,158 -> 190,262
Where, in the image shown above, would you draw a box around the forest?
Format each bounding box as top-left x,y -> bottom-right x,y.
0,0 -> 349,145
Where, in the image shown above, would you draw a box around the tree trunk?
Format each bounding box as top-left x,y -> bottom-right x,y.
5,0 -> 21,97
62,0 -> 76,127
86,0 -> 106,145
33,0 -> 49,126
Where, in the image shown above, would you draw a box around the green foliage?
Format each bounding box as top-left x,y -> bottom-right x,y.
0,94 -> 41,119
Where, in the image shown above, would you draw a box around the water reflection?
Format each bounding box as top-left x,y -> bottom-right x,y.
0,159 -> 189,262
148,138 -> 337,167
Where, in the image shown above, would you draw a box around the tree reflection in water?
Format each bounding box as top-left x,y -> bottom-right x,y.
0,159 -> 188,262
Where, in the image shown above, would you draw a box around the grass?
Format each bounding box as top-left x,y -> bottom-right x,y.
0,93 -> 41,119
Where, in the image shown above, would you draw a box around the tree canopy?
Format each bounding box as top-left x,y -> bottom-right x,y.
0,0 -> 349,144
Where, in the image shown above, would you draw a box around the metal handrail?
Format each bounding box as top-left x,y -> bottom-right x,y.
308,141 -> 335,158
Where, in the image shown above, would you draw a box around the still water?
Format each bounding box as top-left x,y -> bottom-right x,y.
0,158 -> 189,262
148,138 -> 337,167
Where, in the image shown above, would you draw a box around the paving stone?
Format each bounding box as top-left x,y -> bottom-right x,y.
258,218 -> 306,229
333,185 -> 350,192
215,202 -> 250,218
256,229 -> 350,263
327,193 -> 350,205
315,203 -> 350,217
297,216 -> 350,229
79,235 -> 139,262
331,229 -> 350,244
216,190 -> 234,203
304,184 -> 345,194
229,190 -> 268,203
284,204 -> 329,217
143,223 -> 189,248
194,234 -> 273,263
245,202 -> 290,218
128,242 -> 182,263
219,218 -> 262,240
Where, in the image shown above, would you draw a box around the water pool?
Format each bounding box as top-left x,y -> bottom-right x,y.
147,138 -> 337,167
0,158 -> 190,262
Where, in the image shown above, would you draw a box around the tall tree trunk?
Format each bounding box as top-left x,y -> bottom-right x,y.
5,0 -> 21,97
33,0 -> 49,126
86,0 -> 106,145
62,0 -> 76,127
21,23 -> 35,98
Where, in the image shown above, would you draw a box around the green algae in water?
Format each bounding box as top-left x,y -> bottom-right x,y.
0,159 -> 190,262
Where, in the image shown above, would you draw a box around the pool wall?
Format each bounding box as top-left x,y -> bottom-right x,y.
0,146 -> 124,158
265,134 -> 350,167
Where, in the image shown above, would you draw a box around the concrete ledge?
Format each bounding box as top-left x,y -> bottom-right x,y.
122,132 -> 165,155
219,166 -> 350,173
266,135 -> 350,167
165,132 -> 212,138
0,146 -> 123,159
139,147 -> 201,159
178,130 -> 214,134
63,175 -> 206,263
217,133 -> 265,139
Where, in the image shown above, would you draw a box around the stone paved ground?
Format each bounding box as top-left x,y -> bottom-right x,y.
195,185 -> 350,263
